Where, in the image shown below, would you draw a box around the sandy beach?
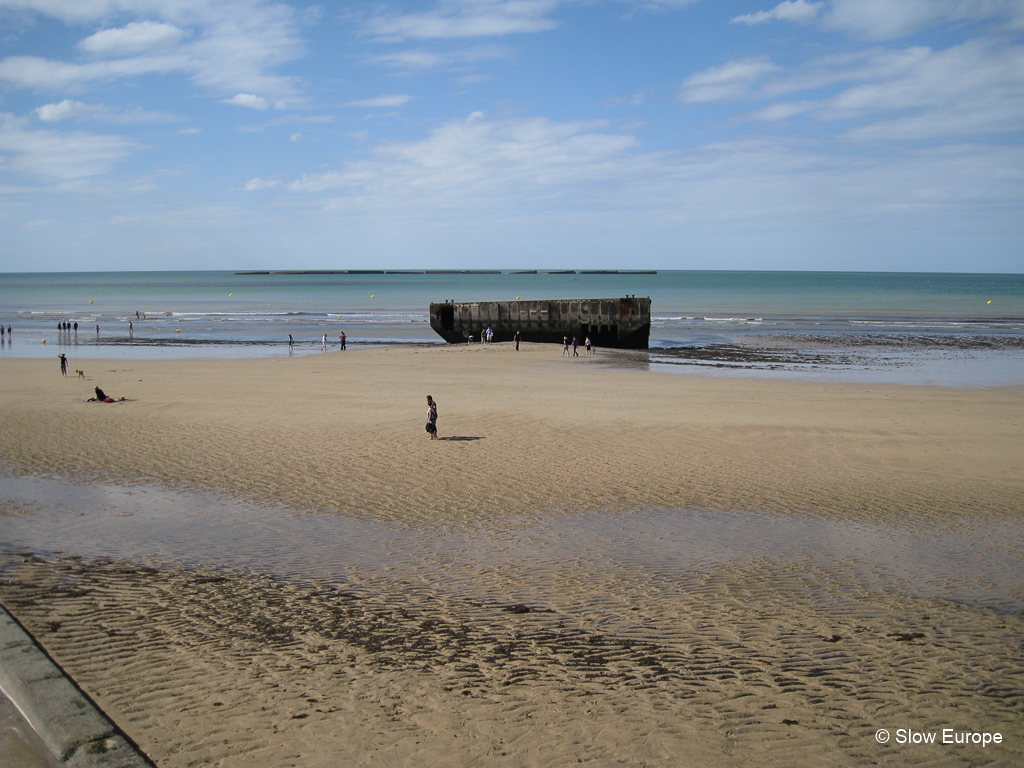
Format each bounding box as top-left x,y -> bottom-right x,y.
1,344 -> 1023,766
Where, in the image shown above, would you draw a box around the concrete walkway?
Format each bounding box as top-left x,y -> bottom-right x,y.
0,605 -> 154,767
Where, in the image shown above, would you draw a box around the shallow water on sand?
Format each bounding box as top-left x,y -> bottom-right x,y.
2,473 -> 1021,620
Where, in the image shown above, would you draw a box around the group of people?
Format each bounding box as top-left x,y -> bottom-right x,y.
57,354 -> 124,401
0,325 -> 10,342
562,336 -> 593,357
57,321 -> 78,331
469,327 -> 524,350
293,331 -> 347,352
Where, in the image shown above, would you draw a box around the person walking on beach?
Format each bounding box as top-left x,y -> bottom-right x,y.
288,334 -> 294,351
425,395 -> 438,440
58,353 -> 68,377
585,336 -> 592,354
513,330 -> 520,351
339,331 -> 346,350
320,334 -> 328,352
562,336 -> 569,356
129,321 -> 133,337
572,337 -> 579,357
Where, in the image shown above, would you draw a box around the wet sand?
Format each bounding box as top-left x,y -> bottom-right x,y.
1,345 -> 1023,766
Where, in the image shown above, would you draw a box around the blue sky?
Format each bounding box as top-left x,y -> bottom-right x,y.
0,0 -> 1022,273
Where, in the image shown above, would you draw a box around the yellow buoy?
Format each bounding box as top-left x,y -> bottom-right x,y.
370,295 -> 375,298
516,296 -> 520,300
176,329 -> 181,333
41,338 -> 46,344
89,300 -> 93,304
229,293 -> 234,297
987,300 -> 993,304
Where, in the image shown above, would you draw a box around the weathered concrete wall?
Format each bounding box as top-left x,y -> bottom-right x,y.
430,297 -> 650,348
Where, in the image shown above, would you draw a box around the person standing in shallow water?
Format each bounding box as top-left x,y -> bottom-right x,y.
425,395 -> 438,440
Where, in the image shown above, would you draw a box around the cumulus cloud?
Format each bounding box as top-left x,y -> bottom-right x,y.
222,93 -> 270,110
34,99 -> 99,121
0,1 -> 303,100
78,21 -> 186,56
363,0 -> 561,42
732,0 -> 823,26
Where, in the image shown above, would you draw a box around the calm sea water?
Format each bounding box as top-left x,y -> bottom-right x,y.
2,270 -> 1022,384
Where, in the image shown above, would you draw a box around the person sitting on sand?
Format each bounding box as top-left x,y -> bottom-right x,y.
88,386 -> 126,403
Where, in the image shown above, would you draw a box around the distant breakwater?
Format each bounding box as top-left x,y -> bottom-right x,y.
234,269 -> 658,275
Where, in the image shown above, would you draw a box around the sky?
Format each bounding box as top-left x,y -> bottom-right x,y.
0,0 -> 1022,273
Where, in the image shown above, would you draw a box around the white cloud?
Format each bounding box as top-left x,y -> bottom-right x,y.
732,0 -> 823,26
249,111 -> 1023,244
0,112 -> 139,181
34,98 -> 175,124
0,53 -> 186,88
285,113 -> 640,208
363,0 -> 561,42
0,1 -> 303,100
366,44 -> 511,73
822,0 -> 1024,40
678,57 -> 779,102
289,132 -> 301,142
34,99 -> 99,121
605,88 -> 651,107
738,39 -> 1024,142
222,93 -> 269,110
343,94 -> 411,109
245,177 -> 280,190
78,21 -> 186,56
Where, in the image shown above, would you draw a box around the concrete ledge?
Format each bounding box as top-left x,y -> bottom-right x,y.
0,605 -> 153,767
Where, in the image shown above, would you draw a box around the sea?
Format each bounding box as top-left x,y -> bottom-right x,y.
1,269 -> 1023,385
